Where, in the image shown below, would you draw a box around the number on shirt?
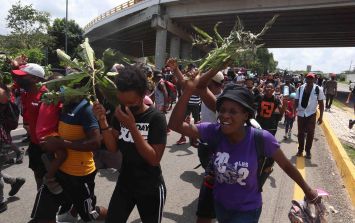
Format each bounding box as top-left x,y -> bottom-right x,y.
214,152 -> 230,173
260,101 -> 275,118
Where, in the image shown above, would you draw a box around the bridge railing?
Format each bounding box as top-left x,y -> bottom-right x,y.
84,0 -> 144,31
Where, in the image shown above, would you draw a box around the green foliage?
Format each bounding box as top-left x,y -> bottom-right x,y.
21,48 -> 45,64
0,54 -> 13,85
338,74 -> 346,82
5,1 -> 51,49
41,38 -> 133,106
48,18 -> 84,63
190,15 -> 279,72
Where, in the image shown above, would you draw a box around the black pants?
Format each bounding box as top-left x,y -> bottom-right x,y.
285,117 -> 295,133
297,114 -> 316,154
106,183 -> 166,223
185,104 -> 201,123
325,94 -> 335,109
31,171 -> 99,222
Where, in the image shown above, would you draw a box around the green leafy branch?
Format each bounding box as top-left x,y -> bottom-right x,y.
41,38 -> 133,106
191,15 -> 279,71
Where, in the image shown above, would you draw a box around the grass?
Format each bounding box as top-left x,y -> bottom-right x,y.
342,143 -> 355,165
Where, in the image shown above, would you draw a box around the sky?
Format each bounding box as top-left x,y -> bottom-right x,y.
1,0 -> 354,73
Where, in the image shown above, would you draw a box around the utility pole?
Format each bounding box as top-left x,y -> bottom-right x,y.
65,0 -> 68,54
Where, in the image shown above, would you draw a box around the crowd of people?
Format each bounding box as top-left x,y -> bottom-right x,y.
0,55 -> 340,222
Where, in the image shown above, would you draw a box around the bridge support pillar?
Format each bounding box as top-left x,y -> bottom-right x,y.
170,36 -> 181,58
181,41 -> 192,60
155,28 -> 167,69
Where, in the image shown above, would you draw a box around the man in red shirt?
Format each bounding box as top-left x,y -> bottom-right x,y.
12,63 -> 47,188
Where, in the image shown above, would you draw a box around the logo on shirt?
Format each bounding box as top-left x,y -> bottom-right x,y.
214,152 -> 249,186
119,123 -> 149,143
260,101 -> 275,118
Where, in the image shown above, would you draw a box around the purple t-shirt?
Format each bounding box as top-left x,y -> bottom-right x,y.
196,123 -> 280,211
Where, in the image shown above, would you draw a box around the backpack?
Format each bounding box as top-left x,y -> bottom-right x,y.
203,127 -> 274,192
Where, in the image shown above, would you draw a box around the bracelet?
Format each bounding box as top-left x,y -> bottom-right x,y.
100,126 -> 111,131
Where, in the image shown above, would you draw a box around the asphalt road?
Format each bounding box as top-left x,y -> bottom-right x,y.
1,113 -> 354,223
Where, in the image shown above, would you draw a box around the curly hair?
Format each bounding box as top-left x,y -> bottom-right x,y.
114,65 -> 148,97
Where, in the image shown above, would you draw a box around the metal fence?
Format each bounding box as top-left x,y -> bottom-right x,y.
84,0 -> 144,31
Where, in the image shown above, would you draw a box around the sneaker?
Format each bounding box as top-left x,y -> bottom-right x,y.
305,153 -> 312,159
296,151 -> 303,157
176,137 -> 187,145
0,201 -> 7,213
56,211 -> 79,223
8,178 -> 25,196
283,134 -> 288,140
43,176 -> 63,195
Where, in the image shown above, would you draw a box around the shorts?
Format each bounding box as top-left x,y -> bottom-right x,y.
196,181 -> 216,219
31,170 -> 99,222
28,142 -> 46,179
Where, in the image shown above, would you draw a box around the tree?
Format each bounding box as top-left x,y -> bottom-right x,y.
6,1 -> 51,49
234,48 -> 278,74
48,18 -> 84,66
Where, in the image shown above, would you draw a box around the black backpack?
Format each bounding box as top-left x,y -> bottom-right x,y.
202,127 -> 274,192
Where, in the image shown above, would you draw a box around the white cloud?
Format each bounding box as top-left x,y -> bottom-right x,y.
269,48 -> 355,74
1,1 -> 354,73
0,0 -> 126,34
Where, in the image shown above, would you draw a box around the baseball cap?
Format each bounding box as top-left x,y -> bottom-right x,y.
216,84 -> 255,118
12,63 -> 45,79
306,72 -> 315,78
212,71 -> 224,84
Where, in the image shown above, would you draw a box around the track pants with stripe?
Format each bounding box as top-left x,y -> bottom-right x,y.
31,171 -> 99,222
106,183 -> 166,223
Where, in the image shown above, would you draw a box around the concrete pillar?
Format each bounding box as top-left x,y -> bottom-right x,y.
181,41 -> 192,60
155,28 -> 167,70
169,36 -> 181,58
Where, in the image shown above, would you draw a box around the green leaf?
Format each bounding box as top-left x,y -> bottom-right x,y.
213,22 -> 224,46
56,49 -> 82,70
78,38 -> 95,69
42,72 -> 88,90
192,24 -> 213,42
96,76 -> 118,106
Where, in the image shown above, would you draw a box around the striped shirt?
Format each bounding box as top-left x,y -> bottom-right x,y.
188,95 -> 201,106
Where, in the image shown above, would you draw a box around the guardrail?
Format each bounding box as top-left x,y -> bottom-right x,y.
84,0 -> 144,31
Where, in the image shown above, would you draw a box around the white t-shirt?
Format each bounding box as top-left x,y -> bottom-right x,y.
200,93 -> 221,123
295,84 -> 325,117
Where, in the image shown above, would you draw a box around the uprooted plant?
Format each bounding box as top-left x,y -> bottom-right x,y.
40,38 -> 133,106
187,15 -> 279,71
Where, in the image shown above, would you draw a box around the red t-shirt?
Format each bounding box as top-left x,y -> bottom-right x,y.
36,102 -> 62,140
21,85 -> 47,144
285,100 -> 295,118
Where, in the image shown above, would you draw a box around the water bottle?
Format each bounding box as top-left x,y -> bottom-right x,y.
283,85 -> 289,96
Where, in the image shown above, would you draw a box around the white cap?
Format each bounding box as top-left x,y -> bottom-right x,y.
212,71 -> 224,84
12,63 -> 45,79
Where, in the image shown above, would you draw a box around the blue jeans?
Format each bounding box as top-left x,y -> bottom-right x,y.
215,201 -> 262,223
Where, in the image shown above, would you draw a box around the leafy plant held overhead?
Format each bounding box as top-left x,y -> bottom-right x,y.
41,38 -> 133,106
190,15 -> 279,71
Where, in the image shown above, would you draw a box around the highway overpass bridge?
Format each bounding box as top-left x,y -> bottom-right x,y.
84,0 -> 355,69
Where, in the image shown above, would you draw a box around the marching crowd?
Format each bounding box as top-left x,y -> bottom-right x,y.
0,55 -> 341,223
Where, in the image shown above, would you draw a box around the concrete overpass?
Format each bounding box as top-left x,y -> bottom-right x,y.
84,0 -> 355,69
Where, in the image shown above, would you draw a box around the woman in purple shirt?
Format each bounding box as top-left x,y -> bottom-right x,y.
169,79 -> 319,223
